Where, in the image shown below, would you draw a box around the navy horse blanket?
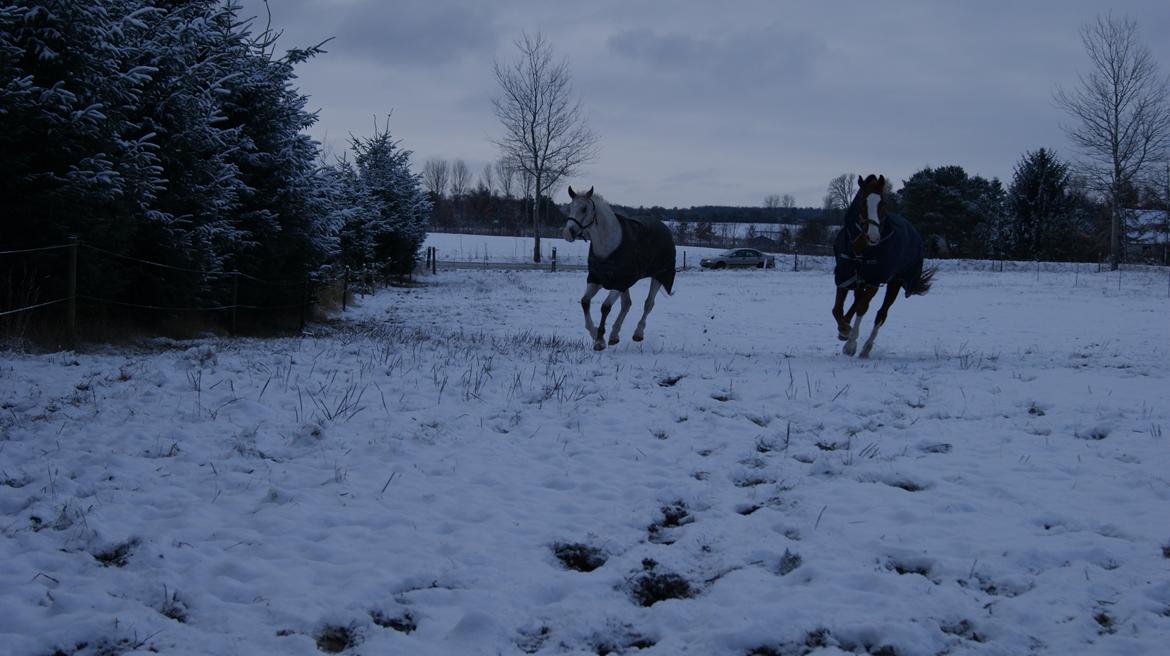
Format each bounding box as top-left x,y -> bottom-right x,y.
588,214 -> 676,294
833,212 -> 926,297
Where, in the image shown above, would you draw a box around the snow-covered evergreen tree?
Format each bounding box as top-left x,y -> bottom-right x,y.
341,120 -> 430,277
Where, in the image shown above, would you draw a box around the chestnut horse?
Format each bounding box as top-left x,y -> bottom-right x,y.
832,175 -> 937,357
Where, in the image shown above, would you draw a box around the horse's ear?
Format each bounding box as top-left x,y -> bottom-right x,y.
568,186 -> 577,199
585,186 -> 594,199
877,175 -> 886,188
857,175 -> 865,188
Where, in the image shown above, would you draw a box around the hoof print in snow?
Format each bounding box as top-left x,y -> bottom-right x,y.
315,624 -> 359,653
736,503 -> 762,516
647,502 -> 693,544
657,374 -> 684,387
591,623 -> 656,655
885,557 -> 932,578
48,636 -> 159,656
918,442 -> 952,454
1075,425 -> 1111,440
711,391 -> 733,402
517,626 -> 551,654
940,619 -> 987,643
626,561 -> 694,607
370,609 -> 416,633
1027,401 -> 1047,416
747,627 -> 843,656
957,573 -> 1030,598
553,542 -> 607,572
1094,610 -> 1117,635
159,588 -> 189,623
885,478 -> 926,492
747,414 -> 771,428
1161,543 -> 1170,559
776,549 -> 802,576
93,538 -> 139,568
2,474 -> 31,488
814,440 -> 846,452
733,474 -> 774,488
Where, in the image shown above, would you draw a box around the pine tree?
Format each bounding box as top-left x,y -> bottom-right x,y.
341,121 -> 430,277
1007,149 -> 1072,260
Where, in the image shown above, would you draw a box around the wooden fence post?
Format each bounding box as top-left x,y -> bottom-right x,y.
793,251 -> 799,272
342,266 -> 349,312
431,247 -> 437,275
682,251 -> 686,270
66,236 -> 78,347
551,247 -> 557,272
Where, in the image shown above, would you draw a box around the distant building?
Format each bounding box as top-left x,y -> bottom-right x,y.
1126,209 -> 1169,264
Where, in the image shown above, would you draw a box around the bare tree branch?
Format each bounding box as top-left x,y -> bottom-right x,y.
492,32 -> 598,262
1054,13 -> 1170,269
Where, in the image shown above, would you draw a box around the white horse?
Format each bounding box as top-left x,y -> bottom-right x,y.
563,186 -> 676,351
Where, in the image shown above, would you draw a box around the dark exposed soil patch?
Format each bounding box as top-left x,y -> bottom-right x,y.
370,610 -> 416,633
553,542 -> 607,572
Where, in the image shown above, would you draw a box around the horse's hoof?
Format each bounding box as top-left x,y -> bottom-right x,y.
608,336 -> 620,346
632,334 -> 644,342
593,342 -> 606,351
859,348 -> 872,359
843,342 -> 857,356
837,332 -> 849,342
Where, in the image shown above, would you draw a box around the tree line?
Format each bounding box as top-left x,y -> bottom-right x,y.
1,0 -> 428,332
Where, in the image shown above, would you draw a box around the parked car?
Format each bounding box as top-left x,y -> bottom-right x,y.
700,248 -> 776,269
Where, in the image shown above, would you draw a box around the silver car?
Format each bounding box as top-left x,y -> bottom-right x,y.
700,248 -> 776,269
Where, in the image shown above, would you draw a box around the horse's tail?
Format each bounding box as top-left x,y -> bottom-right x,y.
658,266 -> 675,296
906,264 -> 938,297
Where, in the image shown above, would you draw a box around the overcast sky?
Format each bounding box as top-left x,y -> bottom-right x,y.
240,0 -> 1170,208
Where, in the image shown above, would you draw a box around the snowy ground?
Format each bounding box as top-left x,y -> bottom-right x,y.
2,264 -> 1170,656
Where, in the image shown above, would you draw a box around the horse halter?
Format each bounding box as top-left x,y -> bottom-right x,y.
567,198 -> 598,237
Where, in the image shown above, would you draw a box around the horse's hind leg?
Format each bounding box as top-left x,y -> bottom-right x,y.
594,290 -> 620,351
632,280 -> 662,342
843,286 -> 877,356
860,283 -> 900,359
608,291 -> 633,346
580,283 -> 602,340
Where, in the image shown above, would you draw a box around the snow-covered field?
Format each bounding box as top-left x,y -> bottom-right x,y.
2,264 -> 1170,655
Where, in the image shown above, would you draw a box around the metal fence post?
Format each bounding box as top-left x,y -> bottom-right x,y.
300,277 -> 309,332
66,237 -> 78,347
230,272 -> 239,335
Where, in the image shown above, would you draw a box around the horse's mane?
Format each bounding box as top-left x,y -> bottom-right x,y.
591,194 -> 620,223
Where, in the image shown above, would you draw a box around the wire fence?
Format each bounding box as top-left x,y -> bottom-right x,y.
0,240 -> 347,344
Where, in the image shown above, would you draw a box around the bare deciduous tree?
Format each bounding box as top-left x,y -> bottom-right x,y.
495,158 -> 516,199
781,193 -> 796,210
493,32 -> 598,262
422,158 -> 449,199
1055,13 -> 1170,269
450,159 -> 470,199
764,193 -> 782,209
480,163 -> 495,196
826,174 -> 858,212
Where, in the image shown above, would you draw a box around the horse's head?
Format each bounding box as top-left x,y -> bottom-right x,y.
563,185 -> 596,242
852,174 -> 887,249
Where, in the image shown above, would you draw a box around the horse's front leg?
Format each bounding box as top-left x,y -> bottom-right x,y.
860,283 -> 900,358
832,287 -> 850,340
594,290 -> 620,351
580,283 -> 602,341
843,286 -> 877,356
608,291 -> 633,346
632,280 -> 662,342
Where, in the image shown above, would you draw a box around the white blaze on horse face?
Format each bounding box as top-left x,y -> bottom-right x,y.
865,193 -> 882,243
